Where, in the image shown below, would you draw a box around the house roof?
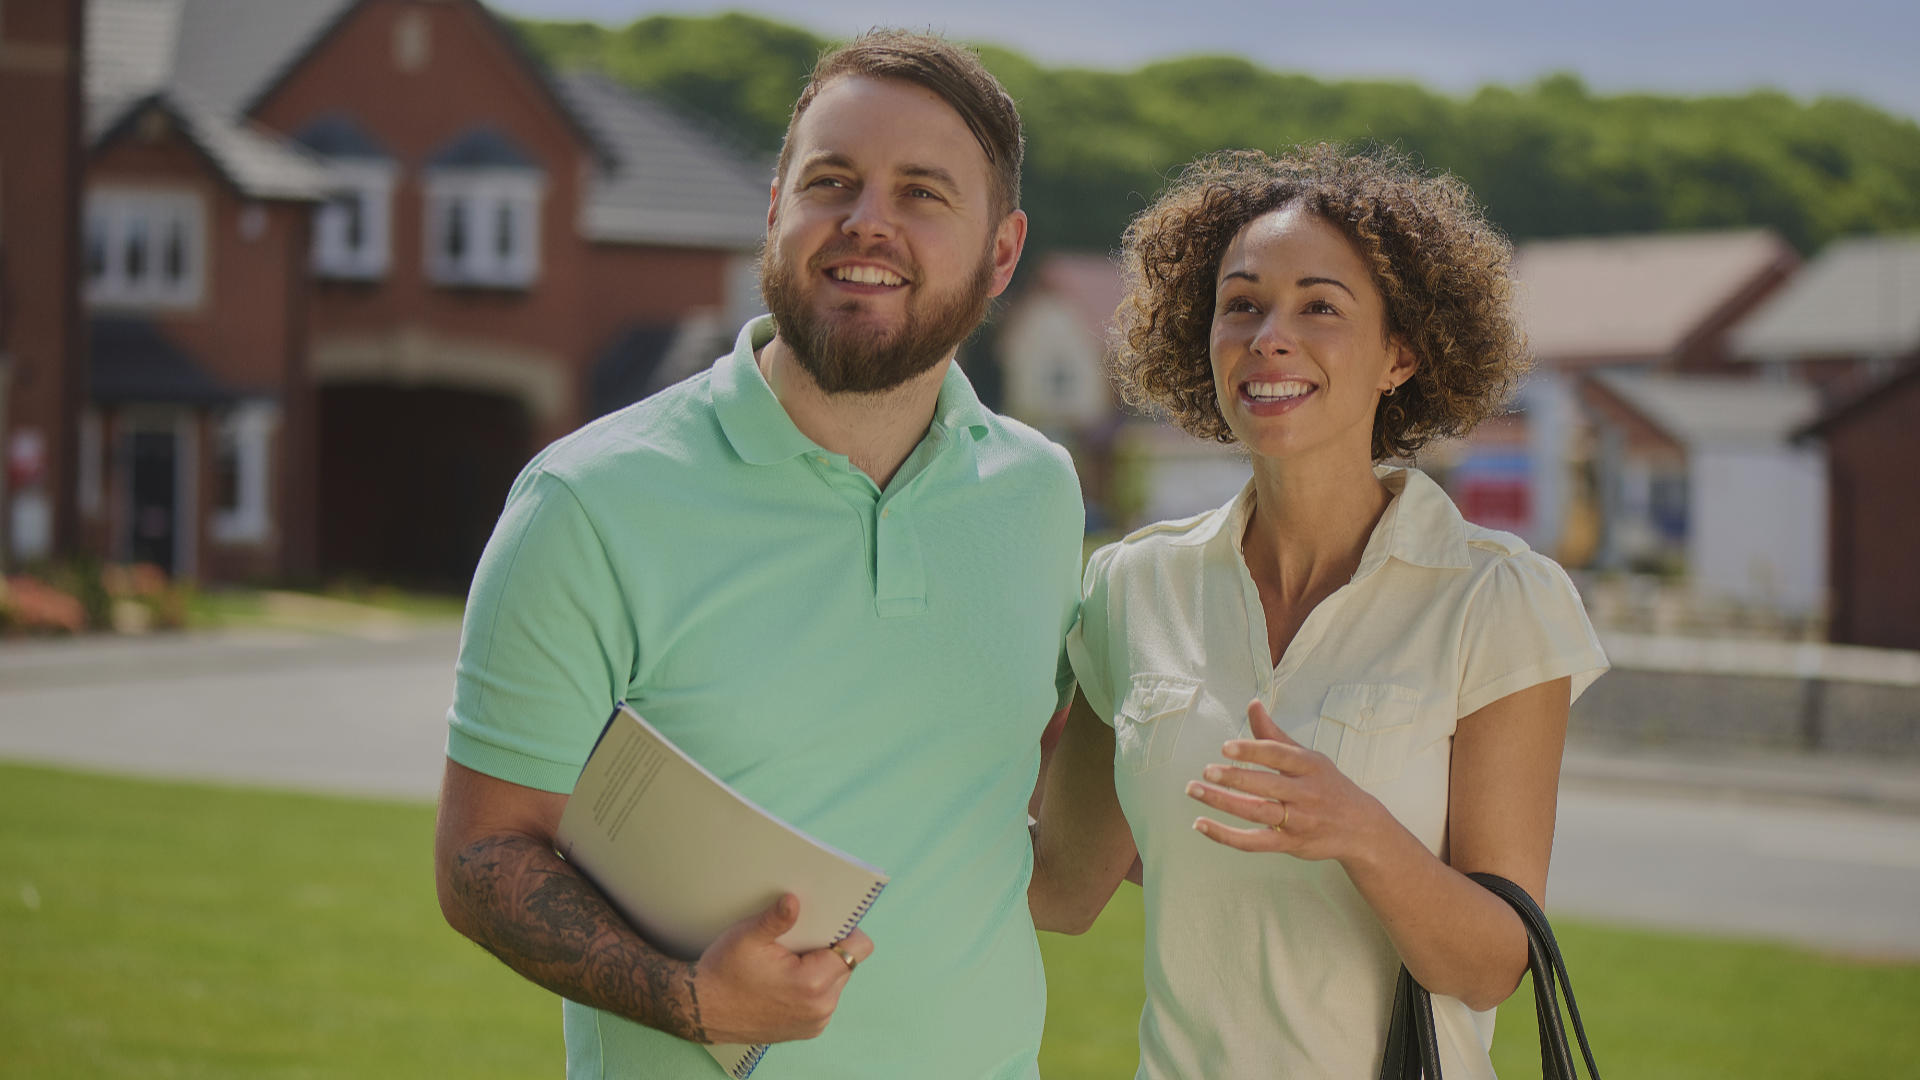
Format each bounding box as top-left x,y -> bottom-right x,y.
92,91 -> 331,201
291,113 -> 392,160
86,0 -> 332,200
556,72 -> 769,251
1514,229 -> 1797,365
90,317 -> 242,404
85,1 -> 765,249
589,323 -> 679,418
1797,360 -> 1920,440
427,126 -> 541,171
1729,233 -> 1920,363
1588,370 -> 1820,449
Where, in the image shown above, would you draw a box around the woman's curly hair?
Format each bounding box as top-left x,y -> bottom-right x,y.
1112,144 -> 1529,461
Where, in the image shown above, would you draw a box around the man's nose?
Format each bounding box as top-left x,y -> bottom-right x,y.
841,186 -> 896,242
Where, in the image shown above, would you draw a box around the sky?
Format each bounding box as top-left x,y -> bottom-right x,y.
486,0 -> 1920,123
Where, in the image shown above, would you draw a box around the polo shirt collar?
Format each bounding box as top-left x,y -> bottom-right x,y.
714,317 -> 814,465
713,316 -> 992,466
1188,465 -> 1470,573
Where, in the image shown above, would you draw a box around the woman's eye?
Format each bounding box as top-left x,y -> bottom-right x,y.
1221,297 -> 1257,314
1305,299 -> 1339,315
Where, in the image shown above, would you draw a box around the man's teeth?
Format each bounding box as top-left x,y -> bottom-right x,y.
831,265 -> 905,286
1245,380 -> 1314,401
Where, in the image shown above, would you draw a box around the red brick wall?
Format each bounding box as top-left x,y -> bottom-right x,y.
0,0 -> 86,562
89,133 -> 310,394
87,115 -> 312,582
251,0 -> 743,432
251,0 -> 598,364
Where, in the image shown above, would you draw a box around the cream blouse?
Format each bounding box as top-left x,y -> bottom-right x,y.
1066,466 -> 1608,1080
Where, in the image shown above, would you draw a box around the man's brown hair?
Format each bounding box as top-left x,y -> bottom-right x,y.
776,29 -> 1024,217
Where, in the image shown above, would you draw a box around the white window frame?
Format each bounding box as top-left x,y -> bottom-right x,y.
84,187 -> 207,309
311,161 -> 396,281
424,168 -> 543,289
209,401 -> 277,545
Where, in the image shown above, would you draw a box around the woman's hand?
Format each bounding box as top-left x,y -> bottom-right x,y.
1185,698 -> 1394,864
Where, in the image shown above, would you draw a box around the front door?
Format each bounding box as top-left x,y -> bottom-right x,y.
129,429 -> 177,571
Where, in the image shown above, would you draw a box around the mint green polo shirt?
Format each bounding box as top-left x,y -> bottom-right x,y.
447,316 -> 1084,1080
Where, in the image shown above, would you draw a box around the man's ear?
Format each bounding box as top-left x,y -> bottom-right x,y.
766,179 -> 780,230
985,209 -> 1029,300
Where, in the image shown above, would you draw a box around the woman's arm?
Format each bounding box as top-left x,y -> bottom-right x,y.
1029,690 -> 1139,935
1187,677 -> 1570,1010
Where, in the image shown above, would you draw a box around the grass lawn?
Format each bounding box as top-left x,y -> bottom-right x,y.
5,762 -> 1917,1078
185,584 -> 464,633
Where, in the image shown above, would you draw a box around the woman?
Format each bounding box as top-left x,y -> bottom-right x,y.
1030,145 -> 1608,1078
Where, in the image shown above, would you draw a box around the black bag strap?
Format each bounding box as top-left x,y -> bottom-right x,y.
1380,963 -> 1442,1080
1374,873 -> 1602,1080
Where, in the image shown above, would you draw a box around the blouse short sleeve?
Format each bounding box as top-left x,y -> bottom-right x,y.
1064,541 -> 1122,724
1456,550 -> 1609,719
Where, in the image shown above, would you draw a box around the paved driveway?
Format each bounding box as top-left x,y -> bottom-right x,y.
5,626 -> 1919,958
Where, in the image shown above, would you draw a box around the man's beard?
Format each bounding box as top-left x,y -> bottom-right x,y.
759,236 -> 996,395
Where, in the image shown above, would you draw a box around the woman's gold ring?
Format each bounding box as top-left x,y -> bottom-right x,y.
830,943 -> 859,971
1271,803 -> 1290,832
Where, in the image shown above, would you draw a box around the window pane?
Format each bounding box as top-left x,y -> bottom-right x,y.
445,198 -> 466,261
163,218 -> 187,284
214,430 -> 242,513
126,215 -> 149,284
496,200 -> 514,260
85,214 -> 108,281
343,192 -> 364,253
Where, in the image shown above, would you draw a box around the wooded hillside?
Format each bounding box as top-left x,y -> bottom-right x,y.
513,13 -> 1920,254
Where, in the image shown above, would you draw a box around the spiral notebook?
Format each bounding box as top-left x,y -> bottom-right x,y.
556,702 -> 889,1079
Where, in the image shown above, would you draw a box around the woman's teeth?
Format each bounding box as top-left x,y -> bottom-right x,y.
1245,380 -> 1314,402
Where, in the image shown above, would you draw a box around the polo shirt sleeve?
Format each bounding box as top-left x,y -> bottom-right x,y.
1065,541 -> 1123,723
446,469 -> 639,793
1455,550 -> 1609,719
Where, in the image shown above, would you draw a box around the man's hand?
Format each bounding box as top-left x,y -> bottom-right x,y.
436,761 -> 873,1046
693,893 -> 876,1044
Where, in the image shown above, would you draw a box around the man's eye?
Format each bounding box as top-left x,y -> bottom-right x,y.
906,187 -> 940,200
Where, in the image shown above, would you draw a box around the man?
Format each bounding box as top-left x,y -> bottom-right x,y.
433,30 -> 1084,1080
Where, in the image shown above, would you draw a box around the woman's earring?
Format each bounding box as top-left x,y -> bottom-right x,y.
1383,383 -> 1397,398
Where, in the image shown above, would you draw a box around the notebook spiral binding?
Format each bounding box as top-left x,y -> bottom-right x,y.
730,1043 -> 770,1079
837,880 -> 888,940
730,882 -> 889,1080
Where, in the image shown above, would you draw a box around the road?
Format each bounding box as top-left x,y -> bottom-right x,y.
4,625 -> 1919,959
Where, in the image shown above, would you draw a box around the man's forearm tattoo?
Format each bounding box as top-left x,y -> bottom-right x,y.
451,834 -> 707,1042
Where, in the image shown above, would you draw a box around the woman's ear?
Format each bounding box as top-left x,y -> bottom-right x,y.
1383,336 -> 1419,394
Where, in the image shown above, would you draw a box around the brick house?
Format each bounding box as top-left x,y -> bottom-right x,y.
56,0 -> 767,588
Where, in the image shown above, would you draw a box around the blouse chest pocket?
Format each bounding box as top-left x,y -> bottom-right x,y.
1311,682 -> 1422,787
1113,674 -> 1202,776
